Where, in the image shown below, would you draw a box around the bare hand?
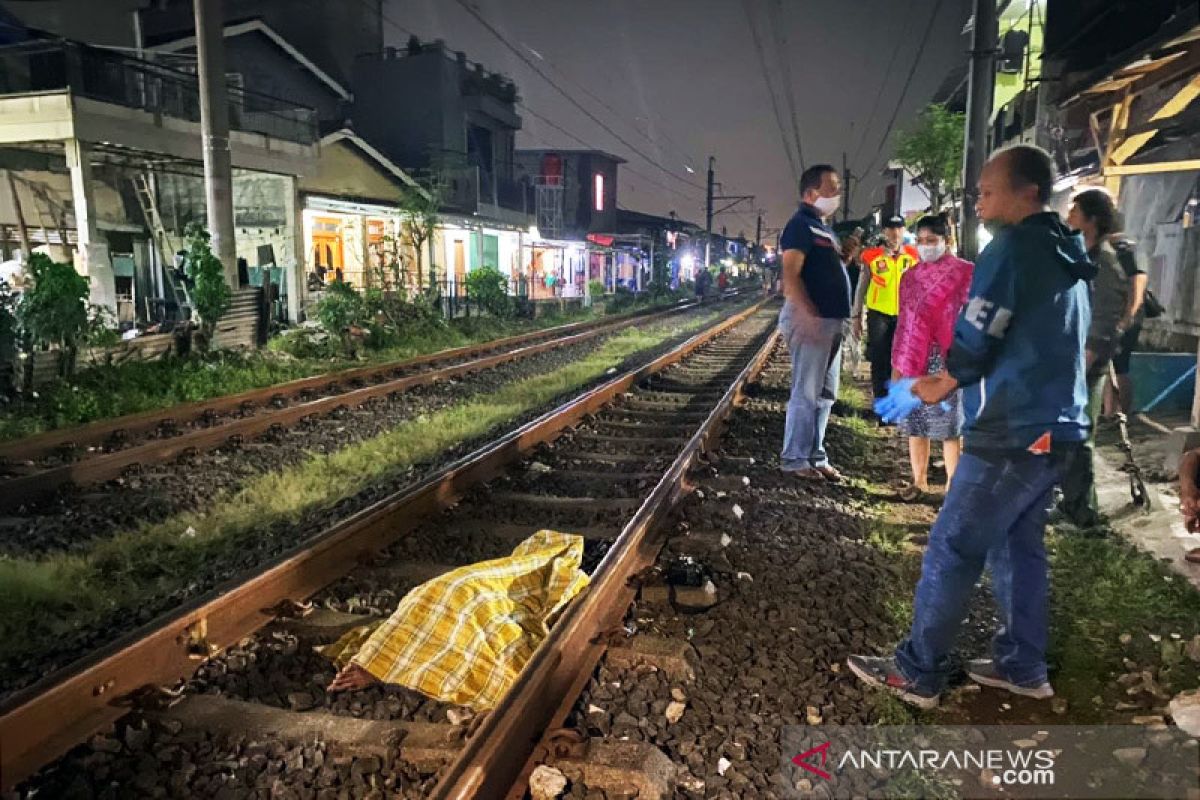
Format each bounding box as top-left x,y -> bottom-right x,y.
1183,495 -> 1200,533
840,235 -> 863,264
782,300 -> 825,347
852,317 -> 863,340
912,373 -> 957,404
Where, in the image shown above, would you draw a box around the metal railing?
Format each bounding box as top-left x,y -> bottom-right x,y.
0,40 -> 317,146
443,166 -> 532,216
432,277 -> 533,319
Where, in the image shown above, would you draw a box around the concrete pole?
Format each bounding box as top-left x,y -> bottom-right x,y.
65,139 -> 116,311
194,0 -> 238,287
705,156 -> 715,271
961,0 -> 999,261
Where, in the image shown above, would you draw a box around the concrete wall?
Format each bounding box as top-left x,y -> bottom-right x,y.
352,50 -> 453,171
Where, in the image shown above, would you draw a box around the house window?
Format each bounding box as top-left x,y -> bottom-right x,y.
594,173 -> 604,212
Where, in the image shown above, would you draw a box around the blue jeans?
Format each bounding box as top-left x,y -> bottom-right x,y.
779,305 -> 844,470
894,448 -> 1069,694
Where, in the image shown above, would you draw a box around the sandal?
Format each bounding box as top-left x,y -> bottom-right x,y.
898,483 -> 929,502
784,467 -> 826,481
814,465 -> 844,483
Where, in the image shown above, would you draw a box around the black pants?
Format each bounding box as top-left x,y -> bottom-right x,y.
866,309 -> 898,399
1057,370 -> 1107,527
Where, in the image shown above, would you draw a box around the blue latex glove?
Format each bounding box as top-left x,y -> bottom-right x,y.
873,378 -> 922,424
873,378 -> 953,423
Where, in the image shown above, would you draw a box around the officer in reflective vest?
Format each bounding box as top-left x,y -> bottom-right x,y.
852,216 -> 920,402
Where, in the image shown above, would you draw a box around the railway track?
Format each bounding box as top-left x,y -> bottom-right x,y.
5,299 -> 780,798
0,293 -> 747,513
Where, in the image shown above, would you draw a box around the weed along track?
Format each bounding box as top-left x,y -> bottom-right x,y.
0,296 -> 744,514
3,300 -> 779,797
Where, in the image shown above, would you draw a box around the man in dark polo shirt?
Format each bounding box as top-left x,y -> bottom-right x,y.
778,164 -> 860,481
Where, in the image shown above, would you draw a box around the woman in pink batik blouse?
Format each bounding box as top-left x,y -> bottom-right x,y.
891,214 -> 975,499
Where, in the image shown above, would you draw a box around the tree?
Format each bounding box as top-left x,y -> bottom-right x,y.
16,253 -> 89,379
398,181 -> 442,292
893,104 -> 966,213
183,222 -> 232,351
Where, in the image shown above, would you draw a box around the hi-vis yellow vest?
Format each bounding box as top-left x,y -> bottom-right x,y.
861,244 -> 920,317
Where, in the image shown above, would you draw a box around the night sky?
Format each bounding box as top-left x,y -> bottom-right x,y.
387,0 -> 973,238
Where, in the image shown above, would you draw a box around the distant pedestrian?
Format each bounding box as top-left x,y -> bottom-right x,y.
694,266 -> 712,301
778,163 -> 861,482
849,145 -> 1095,708
853,216 -> 920,402
717,267 -> 729,292
1056,189 -> 1129,529
890,214 -> 974,499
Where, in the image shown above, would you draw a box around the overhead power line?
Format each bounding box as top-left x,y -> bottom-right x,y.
854,0 -> 946,205
767,0 -> 806,174
448,0 -> 706,193
849,0 -> 918,169
517,102 -> 706,207
741,0 -> 799,186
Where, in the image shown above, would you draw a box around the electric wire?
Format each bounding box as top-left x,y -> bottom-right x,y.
767,0 -> 806,174
848,0 -> 918,169
853,0 -> 946,205
447,0 -> 707,193
740,0 -> 800,186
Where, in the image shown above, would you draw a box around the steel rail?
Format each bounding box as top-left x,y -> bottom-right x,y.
0,296 -> 750,512
0,293 -> 750,466
430,327 -> 781,800
0,298 -> 770,792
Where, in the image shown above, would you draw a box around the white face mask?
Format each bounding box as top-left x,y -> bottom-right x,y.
812,194 -> 841,217
917,243 -> 947,263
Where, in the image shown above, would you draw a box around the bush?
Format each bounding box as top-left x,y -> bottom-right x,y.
466,266 -> 514,318
607,286 -> 638,313
587,279 -> 607,299
183,223 -> 232,350
17,253 -> 90,379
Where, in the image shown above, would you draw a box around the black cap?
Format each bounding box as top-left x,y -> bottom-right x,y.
883,215 -> 906,229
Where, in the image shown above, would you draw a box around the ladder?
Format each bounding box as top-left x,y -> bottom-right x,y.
131,173 -> 191,320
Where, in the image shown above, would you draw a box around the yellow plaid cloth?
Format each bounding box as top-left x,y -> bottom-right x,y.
321,529 -> 589,710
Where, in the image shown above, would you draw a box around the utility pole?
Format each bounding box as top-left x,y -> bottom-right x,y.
755,214 -> 763,258
961,0 -> 999,261
194,0 -> 238,286
705,156 -> 715,271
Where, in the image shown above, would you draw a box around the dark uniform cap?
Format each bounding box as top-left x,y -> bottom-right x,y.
883,216 -> 906,229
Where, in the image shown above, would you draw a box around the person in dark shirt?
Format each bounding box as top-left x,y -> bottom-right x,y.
777,163 -> 861,482
1056,189 -> 1128,529
848,145 -> 1094,708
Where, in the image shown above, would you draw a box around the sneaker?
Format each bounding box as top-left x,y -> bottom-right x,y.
846,655 -> 939,710
966,659 -> 1054,699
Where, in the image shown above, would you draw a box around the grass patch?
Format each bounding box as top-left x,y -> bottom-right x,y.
0,310 -> 724,678
1047,531 -> 1200,721
0,308 -> 609,443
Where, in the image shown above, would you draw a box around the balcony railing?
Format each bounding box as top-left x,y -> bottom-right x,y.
443,166 -> 532,217
0,40 -> 317,146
